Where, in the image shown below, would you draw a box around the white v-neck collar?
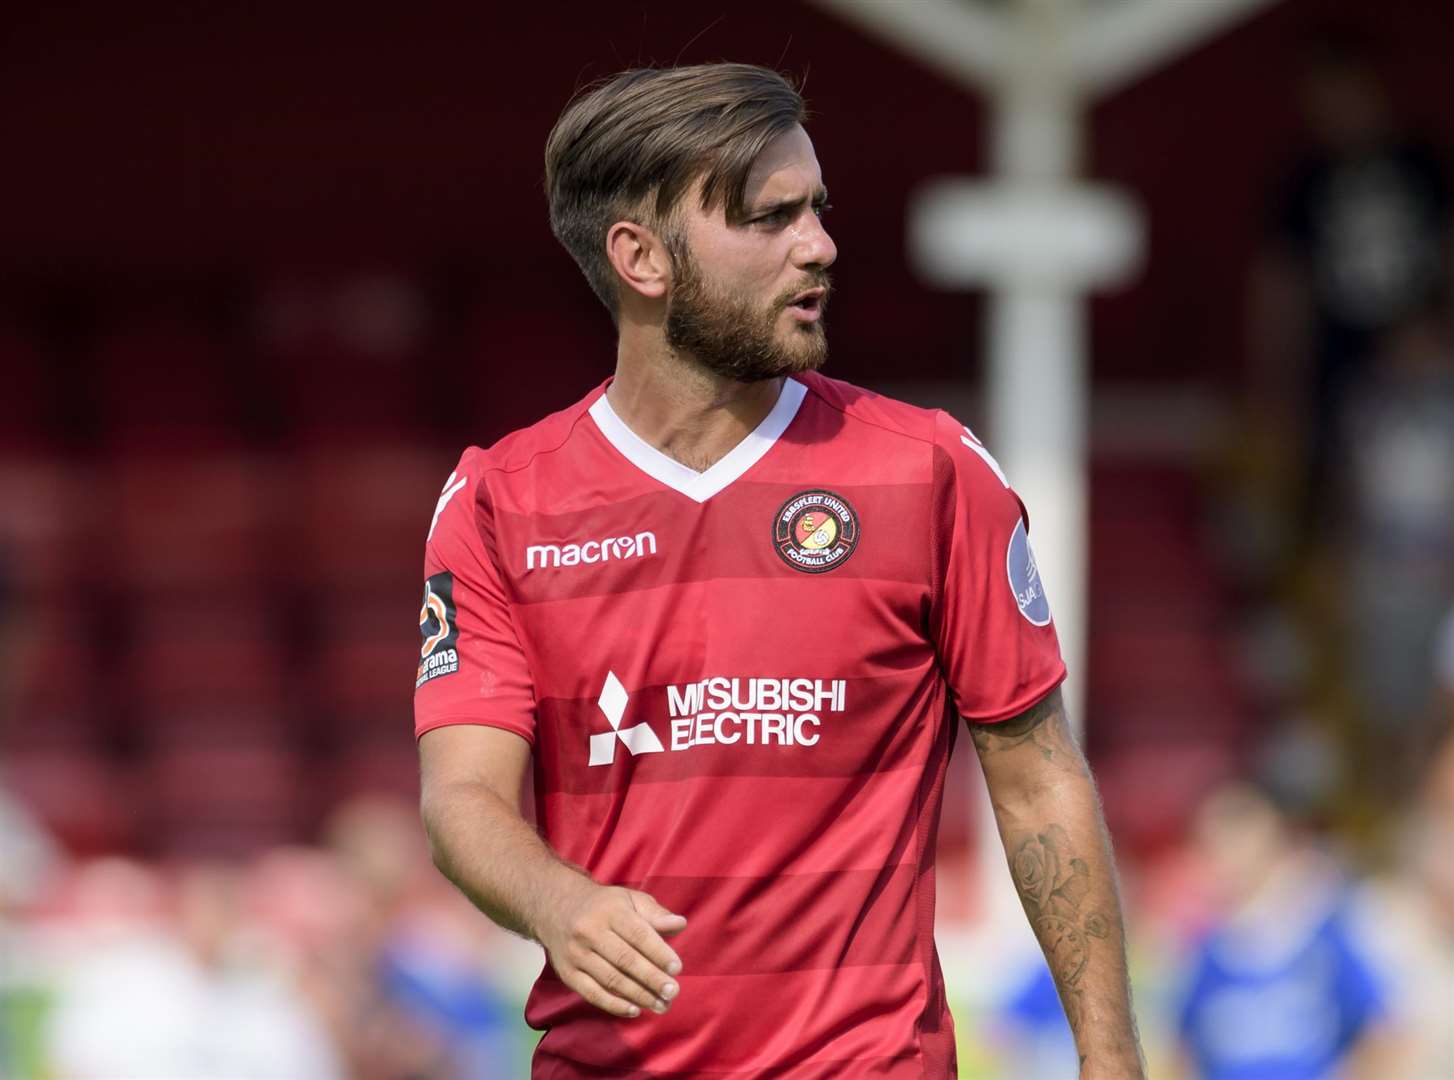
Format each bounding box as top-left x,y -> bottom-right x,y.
588,377 -> 807,503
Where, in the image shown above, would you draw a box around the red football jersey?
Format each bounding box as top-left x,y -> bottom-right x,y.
415,371 -> 1065,1078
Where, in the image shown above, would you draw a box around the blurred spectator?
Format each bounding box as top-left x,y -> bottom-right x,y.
289,795 -> 523,1079
1250,31 -> 1451,539
0,789 -> 62,1078
0,786 -> 61,915
39,858 -> 343,1079
1339,310 -> 1454,781
1172,776 -> 1398,1079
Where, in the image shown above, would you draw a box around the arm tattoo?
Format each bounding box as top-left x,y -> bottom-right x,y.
974,690 -> 1143,1069
969,687 -> 1089,779
1010,823 -> 1111,1033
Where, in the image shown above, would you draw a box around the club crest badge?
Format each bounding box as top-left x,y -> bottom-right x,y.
773,490 -> 860,574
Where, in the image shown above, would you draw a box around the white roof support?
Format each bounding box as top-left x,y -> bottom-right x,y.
1073,0 -> 1284,97
807,0 -> 1014,89
814,0 -> 1283,99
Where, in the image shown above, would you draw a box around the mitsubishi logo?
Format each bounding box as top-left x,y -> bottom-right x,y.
588,671 -> 665,767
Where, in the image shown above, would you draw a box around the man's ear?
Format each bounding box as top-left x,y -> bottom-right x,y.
605,221 -> 673,303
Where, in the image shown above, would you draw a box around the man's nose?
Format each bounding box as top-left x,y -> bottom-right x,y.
792,214 -> 837,271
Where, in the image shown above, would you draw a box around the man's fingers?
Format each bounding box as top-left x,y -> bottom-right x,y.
596,930 -> 680,1005
566,967 -> 645,1019
628,889 -> 686,925
616,910 -> 684,976
575,950 -> 668,1015
624,891 -> 688,963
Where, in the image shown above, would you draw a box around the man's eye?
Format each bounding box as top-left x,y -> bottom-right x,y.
813,202 -> 833,219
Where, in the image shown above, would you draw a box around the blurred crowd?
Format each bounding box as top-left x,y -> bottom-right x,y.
6,728 -> 1454,1078
0,793 -> 539,1078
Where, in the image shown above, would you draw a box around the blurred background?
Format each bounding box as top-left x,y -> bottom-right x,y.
2,0 -> 1453,1076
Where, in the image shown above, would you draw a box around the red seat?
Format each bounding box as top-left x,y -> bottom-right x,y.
320,739 -> 420,808
254,270 -> 431,445
140,742 -> 305,856
287,445 -> 450,596
305,601 -> 417,751
1,749 -> 138,854
123,625 -> 285,716
101,454 -> 281,596
316,603 -> 416,701
0,460 -> 95,604
4,617 -> 103,751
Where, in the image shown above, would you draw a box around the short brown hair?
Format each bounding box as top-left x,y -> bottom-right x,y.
544,63 -> 806,318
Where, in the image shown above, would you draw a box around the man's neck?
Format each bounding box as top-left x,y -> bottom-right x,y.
607,334 -> 786,474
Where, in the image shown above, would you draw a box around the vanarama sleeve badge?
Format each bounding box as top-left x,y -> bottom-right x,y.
773,490 -> 860,574
416,572 -> 460,688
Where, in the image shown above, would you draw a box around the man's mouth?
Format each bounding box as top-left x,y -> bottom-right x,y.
786,287 -> 827,319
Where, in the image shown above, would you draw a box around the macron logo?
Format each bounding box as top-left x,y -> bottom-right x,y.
526,531 -> 658,572
588,671 -> 665,767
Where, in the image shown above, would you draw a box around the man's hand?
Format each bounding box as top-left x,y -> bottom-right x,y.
535,876 -> 687,1019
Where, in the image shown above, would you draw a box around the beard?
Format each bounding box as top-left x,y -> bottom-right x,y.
664,246 -> 830,383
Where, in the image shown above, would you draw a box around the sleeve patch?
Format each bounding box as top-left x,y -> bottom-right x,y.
417,572 -> 461,688
1006,518 -> 1052,627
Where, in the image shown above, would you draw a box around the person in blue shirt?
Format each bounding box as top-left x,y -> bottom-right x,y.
1174,778 -> 1394,1080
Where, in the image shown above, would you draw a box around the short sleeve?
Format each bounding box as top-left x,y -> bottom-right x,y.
413,449 -> 537,744
930,413 -> 1066,722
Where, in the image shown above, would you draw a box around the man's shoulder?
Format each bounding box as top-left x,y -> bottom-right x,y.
798,370 -> 948,448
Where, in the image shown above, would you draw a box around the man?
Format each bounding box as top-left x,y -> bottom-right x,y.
416,63 -> 1144,1078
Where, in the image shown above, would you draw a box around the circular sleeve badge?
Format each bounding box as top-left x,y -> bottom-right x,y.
773,490 -> 861,573
1006,518 -> 1052,626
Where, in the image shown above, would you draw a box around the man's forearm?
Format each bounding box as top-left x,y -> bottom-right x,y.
421,779 -> 591,941
419,729 -> 689,1021
991,771 -> 1144,1076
